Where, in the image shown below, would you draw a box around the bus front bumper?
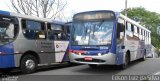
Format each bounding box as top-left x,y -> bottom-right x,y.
69,53 -> 116,65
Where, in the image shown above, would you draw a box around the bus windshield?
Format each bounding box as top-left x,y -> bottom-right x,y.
72,20 -> 114,45
0,16 -> 18,44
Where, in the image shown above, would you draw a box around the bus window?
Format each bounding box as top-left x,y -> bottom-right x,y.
22,19 -> 46,39
134,26 -> 137,33
65,24 -> 71,39
126,22 -> 128,30
139,28 -> 142,40
48,23 -> 67,40
131,24 -> 134,32
142,29 -> 144,35
0,16 -> 19,44
137,27 -> 139,34
126,22 -> 134,40
127,22 -> 131,31
117,18 -> 125,39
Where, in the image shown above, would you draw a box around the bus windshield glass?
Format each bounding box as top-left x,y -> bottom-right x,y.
72,19 -> 114,46
0,16 -> 18,44
72,11 -> 115,46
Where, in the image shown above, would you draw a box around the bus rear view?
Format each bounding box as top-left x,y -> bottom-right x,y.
69,11 -> 117,68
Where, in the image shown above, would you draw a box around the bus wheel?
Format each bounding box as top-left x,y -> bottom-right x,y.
141,50 -> 146,61
120,54 -> 129,69
20,55 -> 38,74
88,64 -> 98,68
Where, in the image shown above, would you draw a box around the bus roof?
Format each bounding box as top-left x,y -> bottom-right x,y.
73,10 -> 115,18
11,12 -> 53,22
0,10 -> 65,25
0,10 -> 10,16
118,13 -> 151,33
52,20 -> 66,25
11,12 -> 66,25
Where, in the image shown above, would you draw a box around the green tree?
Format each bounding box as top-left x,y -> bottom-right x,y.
122,7 -> 160,55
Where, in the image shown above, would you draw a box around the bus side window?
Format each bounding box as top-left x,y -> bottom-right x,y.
22,19 -> 46,39
14,24 -> 19,38
47,23 -> 56,40
38,22 -> 46,39
48,24 -> 67,40
117,18 -> 125,39
62,25 -> 69,40
53,31 -> 67,40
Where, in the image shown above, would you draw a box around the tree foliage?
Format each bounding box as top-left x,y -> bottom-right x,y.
10,0 -> 67,19
121,7 -> 160,50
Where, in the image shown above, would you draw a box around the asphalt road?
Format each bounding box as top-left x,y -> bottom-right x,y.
1,58 -> 160,81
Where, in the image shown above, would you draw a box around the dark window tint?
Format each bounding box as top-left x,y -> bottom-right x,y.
137,27 -> 139,34
117,18 -> 125,39
131,24 -> 134,32
0,17 -> 19,44
48,24 -> 67,40
22,19 -> 46,39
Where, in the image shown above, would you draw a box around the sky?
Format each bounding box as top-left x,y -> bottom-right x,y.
64,0 -> 160,17
1,0 -> 160,19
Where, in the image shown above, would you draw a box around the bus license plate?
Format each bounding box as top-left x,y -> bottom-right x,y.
84,57 -> 93,61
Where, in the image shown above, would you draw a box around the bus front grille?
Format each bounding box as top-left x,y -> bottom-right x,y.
75,58 -> 105,63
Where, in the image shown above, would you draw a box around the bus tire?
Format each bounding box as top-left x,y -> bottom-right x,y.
20,54 -> 38,74
141,50 -> 146,61
88,64 -> 98,68
119,53 -> 130,69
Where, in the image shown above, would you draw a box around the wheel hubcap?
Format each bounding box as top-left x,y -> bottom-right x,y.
25,60 -> 35,69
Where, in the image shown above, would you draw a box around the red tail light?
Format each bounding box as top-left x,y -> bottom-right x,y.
69,50 -> 86,55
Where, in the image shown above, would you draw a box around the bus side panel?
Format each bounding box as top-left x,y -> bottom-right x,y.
0,43 -> 15,68
116,43 -> 125,65
13,39 -> 39,67
14,54 -> 22,67
54,41 -> 69,62
124,40 -> 144,61
137,41 -> 145,59
13,39 -> 56,66
116,52 -> 124,65
62,46 -> 69,62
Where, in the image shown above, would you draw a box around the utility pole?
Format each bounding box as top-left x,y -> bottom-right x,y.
124,0 -> 128,40
125,0 -> 127,17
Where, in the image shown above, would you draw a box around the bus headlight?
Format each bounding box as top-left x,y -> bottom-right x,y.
98,53 -> 102,56
78,53 -> 82,55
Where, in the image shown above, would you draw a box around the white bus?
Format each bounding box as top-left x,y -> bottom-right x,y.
69,10 -> 151,69
0,10 -> 70,73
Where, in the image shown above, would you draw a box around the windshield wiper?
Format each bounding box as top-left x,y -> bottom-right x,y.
98,20 -> 105,28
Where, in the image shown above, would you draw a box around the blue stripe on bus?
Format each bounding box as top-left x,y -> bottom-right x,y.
110,18 -> 118,54
115,13 -> 124,65
0,10 -> 10,16
0,43 -> 15,68
62,46 -> 69,62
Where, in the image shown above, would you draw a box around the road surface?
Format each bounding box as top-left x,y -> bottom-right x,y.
1,58 -> 160,81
